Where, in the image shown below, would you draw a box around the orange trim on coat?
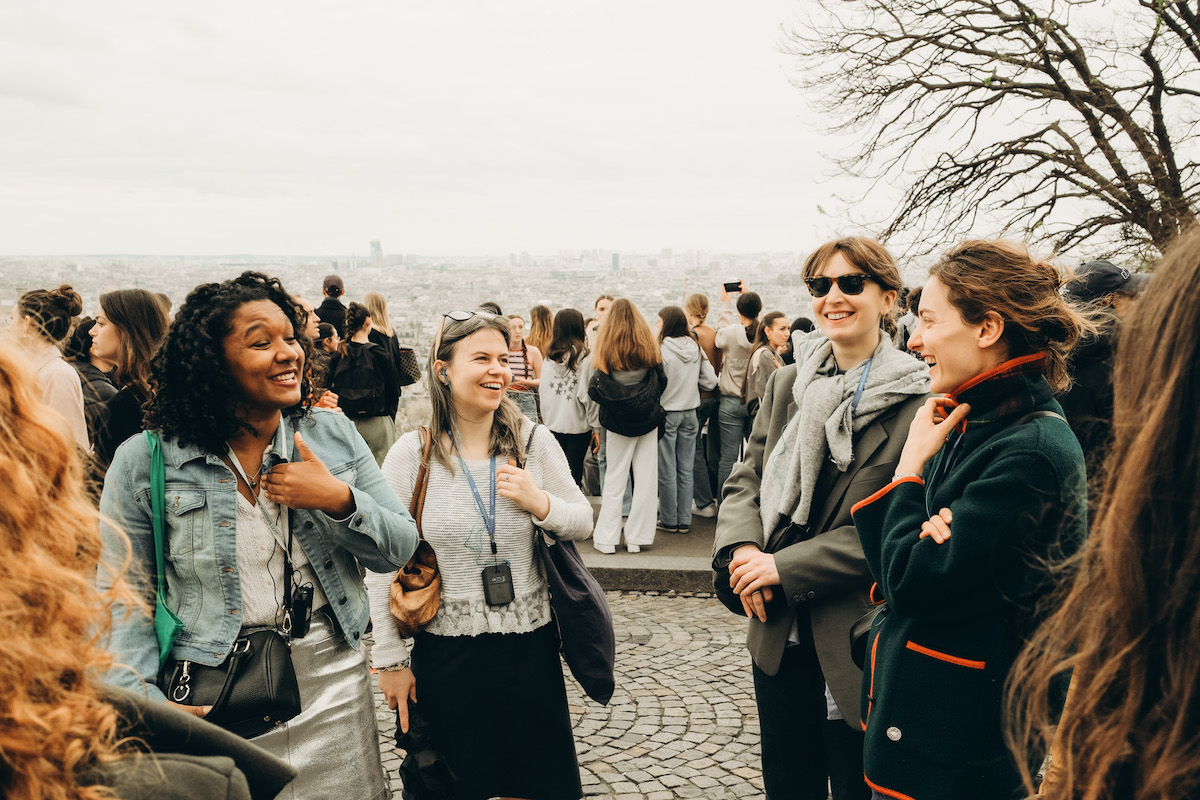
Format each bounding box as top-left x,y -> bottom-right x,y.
865,776 -> 919,800
905,640 -> 986,670
865,629 -> 880,726
869,582 -> 885,605
946,351 -> 1047,402
851,476 -> 924,517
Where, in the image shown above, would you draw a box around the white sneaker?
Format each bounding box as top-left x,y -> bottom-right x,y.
691,501 -> 717,518
593,543 -> 616,554
626,544 -> 641,553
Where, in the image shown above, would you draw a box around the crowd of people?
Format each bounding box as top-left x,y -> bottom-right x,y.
1,227 -> 1199,800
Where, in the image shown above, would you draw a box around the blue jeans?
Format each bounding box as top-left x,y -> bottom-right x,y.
717,395 -> 751,497
692,394 -> 720,507
658,410 -> 699,528
509,389 -> 539,421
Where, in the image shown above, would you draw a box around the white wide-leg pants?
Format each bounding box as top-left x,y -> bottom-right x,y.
593,429 -> 659,549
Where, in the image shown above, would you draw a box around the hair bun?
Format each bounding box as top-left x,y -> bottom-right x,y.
50,285 -> 84,317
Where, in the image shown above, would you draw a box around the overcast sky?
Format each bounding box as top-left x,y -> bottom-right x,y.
0,1 -> 898,256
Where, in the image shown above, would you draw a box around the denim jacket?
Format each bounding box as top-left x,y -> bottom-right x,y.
100,409 -> 417,700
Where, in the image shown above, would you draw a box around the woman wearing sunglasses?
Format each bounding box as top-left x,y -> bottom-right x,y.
850,241 -> 1090,800
713,237 -> 930,800
366,309 -> 593,800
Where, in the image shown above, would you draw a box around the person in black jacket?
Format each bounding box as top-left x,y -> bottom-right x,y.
1059,259 -> 1150,505
363,290 -> 404,420
65,318 -> 118,446
584,298 -> 665,554
327,303 -> 399,465
315,274 -> 347,338
89,289 -> 169,475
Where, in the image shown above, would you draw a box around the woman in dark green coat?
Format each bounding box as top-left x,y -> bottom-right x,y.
851,241 -> 1090,800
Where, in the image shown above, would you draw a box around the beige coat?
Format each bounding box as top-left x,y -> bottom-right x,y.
713,362 -> 926,727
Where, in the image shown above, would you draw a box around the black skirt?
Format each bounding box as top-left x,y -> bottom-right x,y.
410,623 -> 582,800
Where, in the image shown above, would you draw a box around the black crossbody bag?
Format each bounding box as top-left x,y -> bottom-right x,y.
157,456 -> 308,739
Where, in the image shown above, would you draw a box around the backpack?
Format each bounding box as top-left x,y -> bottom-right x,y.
587,363 -> 666,438
330,343 -> 387,419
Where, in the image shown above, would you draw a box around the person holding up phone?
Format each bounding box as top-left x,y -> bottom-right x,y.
714,280 -> 762,494
366,309 -> 594,800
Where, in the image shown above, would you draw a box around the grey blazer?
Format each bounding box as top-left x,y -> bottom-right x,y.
712,363 -> 926,727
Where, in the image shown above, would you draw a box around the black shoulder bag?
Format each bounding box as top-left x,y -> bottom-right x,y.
523,425 -> 617,705
157,454 -> 305,739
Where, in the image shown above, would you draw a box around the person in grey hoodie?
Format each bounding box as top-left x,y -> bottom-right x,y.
656,306 -> 718,533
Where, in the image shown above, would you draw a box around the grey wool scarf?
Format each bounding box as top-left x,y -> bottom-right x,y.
758,332 -> 929,537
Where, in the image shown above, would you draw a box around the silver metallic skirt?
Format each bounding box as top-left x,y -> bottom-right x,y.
252,608 -> 388,800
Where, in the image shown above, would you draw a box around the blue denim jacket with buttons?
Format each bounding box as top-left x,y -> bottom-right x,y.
99,409 -> 417,701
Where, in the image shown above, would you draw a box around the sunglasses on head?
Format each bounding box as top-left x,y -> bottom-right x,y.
803,274 -> 884,298
433,309 -> 500,360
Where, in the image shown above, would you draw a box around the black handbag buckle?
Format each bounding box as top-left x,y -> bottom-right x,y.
231,637 -> 253,656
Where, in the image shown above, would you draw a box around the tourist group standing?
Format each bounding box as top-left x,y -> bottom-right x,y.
7,226 -> 1200,800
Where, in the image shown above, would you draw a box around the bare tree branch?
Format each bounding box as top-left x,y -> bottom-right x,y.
786,0 -> 1200,257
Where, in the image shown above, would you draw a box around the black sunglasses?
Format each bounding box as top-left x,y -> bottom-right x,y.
803,274 -> 884,298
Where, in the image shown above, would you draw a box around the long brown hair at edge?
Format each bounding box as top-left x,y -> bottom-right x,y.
1007,228 -> 1200,800
929,240 -> 1096,393
427,312 -> 527,473
802,237 -> 902,336
0,343 -> 138,799
590,298 -> 660,373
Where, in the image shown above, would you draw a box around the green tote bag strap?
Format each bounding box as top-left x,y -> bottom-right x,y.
144,430 -> 184,665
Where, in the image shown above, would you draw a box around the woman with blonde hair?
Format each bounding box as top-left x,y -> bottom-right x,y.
11,284 -> 88,450
526,304 -> 553,353
851,240 -> 1090,800
1008,229 -> 1200,800
362,290 -> 405,422
367,309 -> 592,800
0,343 -> 294,799
584,298 -> 666,553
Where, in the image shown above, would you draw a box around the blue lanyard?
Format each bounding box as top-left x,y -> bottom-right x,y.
457,452 -> 499,556
850,357 -> 874,414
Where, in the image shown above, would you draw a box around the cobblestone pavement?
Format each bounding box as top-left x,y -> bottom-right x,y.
374,591 -> 765,799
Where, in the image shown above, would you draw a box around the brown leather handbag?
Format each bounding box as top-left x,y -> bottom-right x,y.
389,427 -> 441,637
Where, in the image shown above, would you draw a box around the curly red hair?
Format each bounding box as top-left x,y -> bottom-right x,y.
0,343 -> 138,799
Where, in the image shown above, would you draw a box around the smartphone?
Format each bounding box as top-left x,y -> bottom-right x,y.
723,280 -> 741,293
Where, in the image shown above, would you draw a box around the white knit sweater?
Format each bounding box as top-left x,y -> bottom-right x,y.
365,422 -> 594,668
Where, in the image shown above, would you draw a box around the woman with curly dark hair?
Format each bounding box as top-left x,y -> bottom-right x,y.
100,271 -> 418,799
